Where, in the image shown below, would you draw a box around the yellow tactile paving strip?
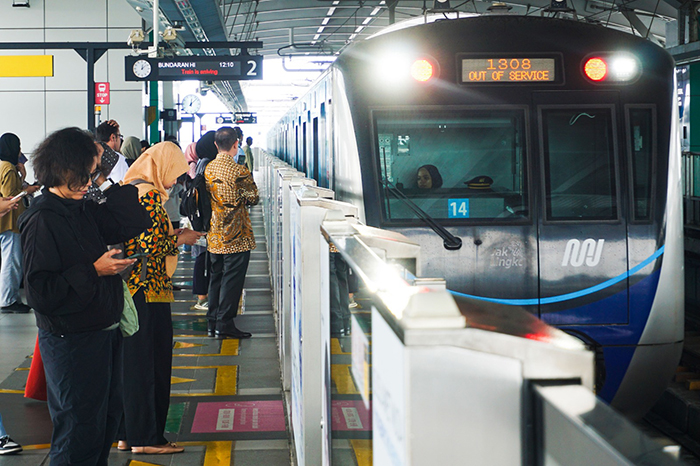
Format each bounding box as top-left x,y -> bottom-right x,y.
172,365 -> 238,397
173,339 -> 240,357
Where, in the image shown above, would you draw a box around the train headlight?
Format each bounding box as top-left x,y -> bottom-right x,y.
583,53 -> 641,84
609,55 -> 639,81
411,59 -> 434,82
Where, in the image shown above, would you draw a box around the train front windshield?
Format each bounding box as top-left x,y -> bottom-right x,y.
376,109 -> 528,222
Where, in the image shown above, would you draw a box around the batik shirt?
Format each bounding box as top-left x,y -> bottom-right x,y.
204,152 -> 258,254
124,189 -> 179,302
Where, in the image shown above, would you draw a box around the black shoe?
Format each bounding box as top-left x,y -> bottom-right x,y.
215,329 -> 252,339
0,436 -> 22,455
207,328 -> 215,337
1,302 -> 31,314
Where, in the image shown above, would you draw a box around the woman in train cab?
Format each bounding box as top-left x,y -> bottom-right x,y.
18,127 -> 150,466
416,164 -> 443,190
119,142 -> 203,455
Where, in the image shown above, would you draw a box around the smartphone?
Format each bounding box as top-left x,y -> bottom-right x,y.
10,191 -> 27,202
126,252 -> 149,260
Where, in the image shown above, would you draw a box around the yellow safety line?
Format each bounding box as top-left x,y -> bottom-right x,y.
350,439 -> 373,466
174,339 -> 239,357
0,389 -> 24,394
21,443 -> 51,450
331,364 -> 358,395
172,365 -> 237,396
331,338 -> 350,355
178,441 -> 232,465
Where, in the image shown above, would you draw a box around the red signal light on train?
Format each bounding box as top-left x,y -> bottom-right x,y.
584,57 -> 607,81
411,59 -> 434,82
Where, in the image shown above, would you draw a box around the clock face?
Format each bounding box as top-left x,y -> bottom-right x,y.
182,94 -> 201,114
133,59 -> 152,79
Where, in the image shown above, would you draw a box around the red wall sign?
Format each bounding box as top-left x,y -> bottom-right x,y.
95,82 -> 110,105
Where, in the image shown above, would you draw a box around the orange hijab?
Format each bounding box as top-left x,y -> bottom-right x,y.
122,141 -> 188,277
122,141 -> 188,201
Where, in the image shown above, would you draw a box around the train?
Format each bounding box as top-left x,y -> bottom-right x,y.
267,13 -> 683,420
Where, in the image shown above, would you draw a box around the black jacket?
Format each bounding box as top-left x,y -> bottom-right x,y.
18,185 -> 150,334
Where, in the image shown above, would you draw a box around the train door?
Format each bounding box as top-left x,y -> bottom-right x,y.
535,93 -> 629,325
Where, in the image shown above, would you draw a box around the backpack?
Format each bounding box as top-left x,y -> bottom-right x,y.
180,159 -> 212,232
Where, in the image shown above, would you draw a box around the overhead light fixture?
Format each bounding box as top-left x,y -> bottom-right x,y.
12,0 -> 30,7
127,29 -> 145,47
171,19 -> 186,31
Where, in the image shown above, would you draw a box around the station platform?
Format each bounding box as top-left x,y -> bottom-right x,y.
0,205 -> 313,466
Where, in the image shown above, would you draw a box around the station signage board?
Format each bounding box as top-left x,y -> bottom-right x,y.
234,112 -> 257,124
125,55 -> 263,82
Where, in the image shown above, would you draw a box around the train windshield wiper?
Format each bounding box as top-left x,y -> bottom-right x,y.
382,179 -> 462,250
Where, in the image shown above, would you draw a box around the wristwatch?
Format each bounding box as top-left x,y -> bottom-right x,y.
98,178 -> 114,192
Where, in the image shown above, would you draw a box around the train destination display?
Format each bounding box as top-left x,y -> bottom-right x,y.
461,57 -> 555,83
125,55 -> 263,81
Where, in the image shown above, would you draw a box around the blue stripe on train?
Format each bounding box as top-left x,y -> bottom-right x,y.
449,246 -> 664,306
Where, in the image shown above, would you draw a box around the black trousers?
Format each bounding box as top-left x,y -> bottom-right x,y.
207,250 -> 250,332
39,327 -> 123,466
120,289 -> 173,446
192,251 -> 210,296
329,252 -> 350,333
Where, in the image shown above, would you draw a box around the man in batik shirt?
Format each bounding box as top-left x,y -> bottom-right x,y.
204,126 -> 258,339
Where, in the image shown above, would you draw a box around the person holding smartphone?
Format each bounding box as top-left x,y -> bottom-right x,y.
18,127 -> 151,465
0,133 -> 30,314
119,142 -> 202,455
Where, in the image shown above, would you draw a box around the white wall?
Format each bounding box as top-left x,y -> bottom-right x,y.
0,0 -> 143,159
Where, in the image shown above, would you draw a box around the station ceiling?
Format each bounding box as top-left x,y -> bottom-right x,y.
124,0 -> 682,121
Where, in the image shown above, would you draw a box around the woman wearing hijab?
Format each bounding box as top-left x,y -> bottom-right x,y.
0,133 -> 30,313
119,142 -> 203,455
184,142 -> 198,179
416,164 -> 444,190
121,136 -> 141,166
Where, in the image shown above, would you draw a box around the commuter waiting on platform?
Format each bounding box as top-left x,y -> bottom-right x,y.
119,142 -> 202,455
416,164 -> 443,190
205,126 -> 259,339
0,133 -> 36,314
94,120 -> 129,182
190,131 -> 218,311
243,136 -> 254,173
121,136 -> 142,166
19,127 -> 150,466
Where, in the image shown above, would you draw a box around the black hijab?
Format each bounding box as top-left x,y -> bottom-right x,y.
0,133 -> 20,166
195,131 -> 218,161
418,164 -> 443,189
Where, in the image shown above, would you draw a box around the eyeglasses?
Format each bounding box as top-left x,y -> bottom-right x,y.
118,134 -> 123,140
90,168 -> 101,183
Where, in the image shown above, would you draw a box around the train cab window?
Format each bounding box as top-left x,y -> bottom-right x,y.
542,108 -> 618,221
628,107 -> 654,221
375,109 -> 528,223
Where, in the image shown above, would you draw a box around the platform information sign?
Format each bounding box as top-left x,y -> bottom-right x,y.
125,55 -> 262,82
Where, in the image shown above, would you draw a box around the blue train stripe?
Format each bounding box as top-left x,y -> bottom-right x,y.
449,246 -> 665,306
